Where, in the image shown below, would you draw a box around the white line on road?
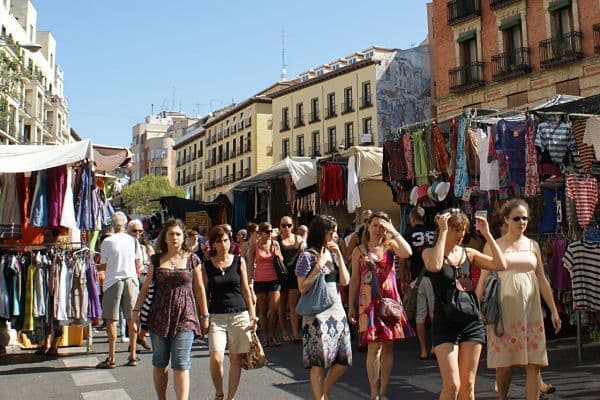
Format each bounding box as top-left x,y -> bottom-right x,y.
62,357 -> 100,368
71,370 -> 117,386
81,388 -> 132,400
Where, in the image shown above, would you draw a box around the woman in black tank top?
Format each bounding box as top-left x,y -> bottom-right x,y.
277,216 -> 304,343
422,209 -> 507,400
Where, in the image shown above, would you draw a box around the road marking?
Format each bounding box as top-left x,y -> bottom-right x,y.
81,388 -> 132,400
62,357 -> 99,368
71,370 -> 117,386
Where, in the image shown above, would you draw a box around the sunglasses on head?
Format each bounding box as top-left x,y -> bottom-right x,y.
280,224 -> 292,228
511,216 -> 529,222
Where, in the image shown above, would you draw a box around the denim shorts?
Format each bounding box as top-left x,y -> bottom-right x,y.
149,330 -> 194,370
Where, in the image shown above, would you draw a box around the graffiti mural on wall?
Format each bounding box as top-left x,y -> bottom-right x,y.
375,46 -> 432,145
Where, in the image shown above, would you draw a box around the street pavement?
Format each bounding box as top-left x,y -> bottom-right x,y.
0,330 -> 598,400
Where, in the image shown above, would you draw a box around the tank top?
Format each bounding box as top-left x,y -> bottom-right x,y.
254,241 -> 277,282
429,247 -> 476,313
205,256 -> 247,314
278,235 -> 301,276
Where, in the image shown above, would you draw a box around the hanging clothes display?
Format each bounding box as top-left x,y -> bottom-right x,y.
0,174 -> 22,239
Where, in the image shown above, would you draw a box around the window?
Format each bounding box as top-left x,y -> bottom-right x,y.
348,57 -> 356,64
301,75 -> 310,82
502,22 -> 523,56
551,4 -> 574,38
296,136 -> 305,156
327,127 -> 337,153
232,162 -> 237,180
295,103 -> 304,127
507,91 -> 528,108
239,135 -> 243,154
246,132 -> 251,152
225,142 -> 230,159
361,81 -> 372,108
310,98 -> 319,122
343,87 -> 353,113
363,117 -> 372,134
345,122 -> 354,147
232,138 -> 237,156
239,160 -> 243,177
232,117 -> 237,132
460,36 -> 478,66
327,93 -> 336,118
317,70 -> 324,76
332,64 -> 339,70
282,139 -> 290,158
556,78 -> 580,96
281,107 -> 290,130
246,156 -> 251,176
311,131 -> 320,156
366,51 -> 374,59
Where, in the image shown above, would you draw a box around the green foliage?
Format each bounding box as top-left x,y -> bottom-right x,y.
0,45 -> 28,121
121,175 -> 185,214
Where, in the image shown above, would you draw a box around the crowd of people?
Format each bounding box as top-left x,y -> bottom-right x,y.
90,201 -> 560,400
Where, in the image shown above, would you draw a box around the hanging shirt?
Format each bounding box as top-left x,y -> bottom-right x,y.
572,118 -> 594,174
563,240 -> 600,311
524,118 -> 540,197
565,173 -> 598,229
453,117 -> 469,197
496,118 -> 529,187
539,188 -> 565,234
583,116 -> 600,161
0,174 -> 22,238
347,155 -> 362,213
412,130 -> 429,185
476,128 -> 499,191
535,120 -> 577,165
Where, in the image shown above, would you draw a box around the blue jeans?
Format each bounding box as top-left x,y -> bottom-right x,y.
149,330 -> 194,370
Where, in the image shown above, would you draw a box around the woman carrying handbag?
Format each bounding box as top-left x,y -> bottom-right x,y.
296,215 -> 352,400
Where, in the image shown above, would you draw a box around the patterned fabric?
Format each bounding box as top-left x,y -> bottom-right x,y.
563,240 -> 600,311
489,124 -> 519,200
432,124 -> 450,174
487,249 -> 548,368
572,119 -> 594,174
412,130 -> 429,185
302,282 -> 352,369
565,173 -> 598,229
453,117 -> 469,198
535,120 -> 577,165
525,118 -> 540,197
496,118 -> 529,187
357,250 -> 413,345
402,133 -> 414,181
148,254 -> 201,337
583,116 -> 600,161
465,128 -> 480,178
476,128 -> 499,191
0,174 -> 22,238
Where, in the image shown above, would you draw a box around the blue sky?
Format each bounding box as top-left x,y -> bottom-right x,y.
34,1 -> 430,148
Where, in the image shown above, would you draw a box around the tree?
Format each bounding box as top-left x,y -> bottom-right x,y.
121,175 -> 185,214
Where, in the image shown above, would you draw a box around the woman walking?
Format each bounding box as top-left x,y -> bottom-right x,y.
422,210 -> 507,400
203,226 -> 257,400
248,222 -> 284,347
133,219 -> 209,400
477,199 -> 561,400
296,215 -> 352,400
277,216 -> 304,343
348,211 -> 413,400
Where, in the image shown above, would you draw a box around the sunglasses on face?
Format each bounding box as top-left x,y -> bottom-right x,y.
281,224 -> 292,228
262,230 -> 273,234
511,216 -> 529,222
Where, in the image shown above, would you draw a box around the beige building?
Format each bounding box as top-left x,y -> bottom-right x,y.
173,120 -> 205,200
1,0 -> 70,145
270,45 -> 431,161
130,111 -> 198,184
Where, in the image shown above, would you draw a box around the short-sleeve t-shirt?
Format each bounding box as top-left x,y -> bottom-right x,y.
100,232 -> 141,291
406,225 -> 436,279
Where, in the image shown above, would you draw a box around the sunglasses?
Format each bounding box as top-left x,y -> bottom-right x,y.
262,230 -> 273,234
511,216 -> 529,222
280,224 -> 292,228
133,229 -> 144,233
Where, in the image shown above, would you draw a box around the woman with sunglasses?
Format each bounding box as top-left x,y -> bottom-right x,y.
248,222 -> 284,347
203,225 -> 256,400
422,209 -> 507,400
277,216 -> 304,343
348,211 -> 413,400
476,199 -> 561,400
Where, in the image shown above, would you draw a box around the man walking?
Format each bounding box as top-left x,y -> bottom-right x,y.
96,212 -> 141,368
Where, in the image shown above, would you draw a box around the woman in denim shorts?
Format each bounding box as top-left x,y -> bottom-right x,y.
203,225 -> 257,400
133,219 -> 209,400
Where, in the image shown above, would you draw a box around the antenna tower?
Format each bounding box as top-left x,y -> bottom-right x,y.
280,30 -> 287,81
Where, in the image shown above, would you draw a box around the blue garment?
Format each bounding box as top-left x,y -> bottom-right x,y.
30,170 -> 49,227
454,117 -> 469,197
496,119 -> 529,187
150,330 -> 195,370
233,191 -> 249,233
76,166 -> 95,230
540,188 -> 565,234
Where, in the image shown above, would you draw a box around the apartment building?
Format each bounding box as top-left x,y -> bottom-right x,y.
130,111 -> 198,183
428,0 -> 600,119
270,45 -> 431,161
173,120 -> 205,200
0,0 -> 70,145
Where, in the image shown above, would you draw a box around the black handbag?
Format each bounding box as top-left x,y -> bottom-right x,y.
481,272 -> 504,337
271,243 -> 288,282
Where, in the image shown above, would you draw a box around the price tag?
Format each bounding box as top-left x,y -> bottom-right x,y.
461,187 -> 473,202
556,201 -> 562,223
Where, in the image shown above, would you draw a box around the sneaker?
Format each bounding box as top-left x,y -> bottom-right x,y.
120,336 -> 130,343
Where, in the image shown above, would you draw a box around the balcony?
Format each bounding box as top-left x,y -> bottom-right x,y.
245,117 -> 251,127
296,148 -> 305,157
449,61 -> 485,93
280,120 -> 290,132
294,115 -> 305,128
360,93 -> 373,109
341,100 -> 354,114
310,144 -> 321,157
176,159 -> 182,167
492,47 -> 531,81
244,168 -> 251,177
345,137 -> 355,148
540,31 -> 583,68
190,173 -> 196,182
309,110 -> 320,123
326,141 -> 337,154
490,0 -> 521,9
447,0 -> 481,25
325,105 -> 337,119
594,24 -> 600,54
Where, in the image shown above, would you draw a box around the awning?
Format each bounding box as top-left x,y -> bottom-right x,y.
225,157 -> 317,194
0,139 -> 93,173
93,144 -> 132,173
338,146 -> 383,181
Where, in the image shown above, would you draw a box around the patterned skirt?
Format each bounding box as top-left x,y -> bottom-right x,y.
302,284 -> 352,369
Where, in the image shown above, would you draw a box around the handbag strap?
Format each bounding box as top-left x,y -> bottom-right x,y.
414,266 -> 426,288
362,246 -> 383,299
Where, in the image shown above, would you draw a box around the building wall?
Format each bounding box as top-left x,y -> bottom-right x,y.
428,0 -> 600,119
376,46 -> 432,143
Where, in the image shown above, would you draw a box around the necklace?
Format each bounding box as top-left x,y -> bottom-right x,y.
169,253 -> 181,269
214,256 -> 228,275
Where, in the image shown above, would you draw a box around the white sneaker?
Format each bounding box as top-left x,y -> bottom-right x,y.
120,337 -> 130,343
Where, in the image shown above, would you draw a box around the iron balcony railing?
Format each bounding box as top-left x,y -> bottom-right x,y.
294,115 -> 305,128
341,100 -> 354,114
327,141 -> 337,154
491,47 -> 531,81
594,24 -> 600,54
360,93 -> 372,109
280,120 -> 290,132
309,110 -> 320,123
540,31 -> 583,68
449,61 -> 485,93
489,0 -> 521,10
244,168 -> 251,177
447,0 -> 481,25
311,144 -> 321,157
325,105 -> 337,119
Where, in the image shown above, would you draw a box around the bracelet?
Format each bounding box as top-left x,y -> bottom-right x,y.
250,316 -> 259,321
200,315 -> 210,322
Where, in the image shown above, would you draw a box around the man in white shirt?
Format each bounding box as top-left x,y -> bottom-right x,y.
96,211 -> 141,369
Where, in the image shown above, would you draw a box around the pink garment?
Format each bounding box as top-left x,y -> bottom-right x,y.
525,120 -> 540,197
47,165 -> 66,229
254,242 -> 278,282
565,174 -> 598,229
548,239 -> 570,291
402,134 -> 414,181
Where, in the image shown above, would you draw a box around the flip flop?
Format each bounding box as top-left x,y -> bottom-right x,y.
269,337 -> 281,347
96,358 -> 116,369
126,357 -> 138,366
541,384 -> 556,394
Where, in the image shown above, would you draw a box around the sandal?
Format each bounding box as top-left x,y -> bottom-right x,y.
34,348 -> 48,356
214,394 -> 224,400
45,348 -> 59,358
126,357 -> 138,367
540,383 -> 556,394
269,337 -> 281,347
136,338 -> 152,351
96,358 -> 116,369
282,335 -> 292,342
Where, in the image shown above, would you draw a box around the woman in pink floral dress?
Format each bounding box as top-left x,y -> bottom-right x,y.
348,211 -> 413,400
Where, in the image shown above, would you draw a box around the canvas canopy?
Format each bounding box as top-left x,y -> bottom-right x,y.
338,146 -> 383,181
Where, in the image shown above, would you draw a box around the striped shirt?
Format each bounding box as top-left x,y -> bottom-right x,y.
535,121 -> 577,165
583,116 -> 600,162
565,173 -> 598,229
563,240 -> 600,311
572,119 -> 594,174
